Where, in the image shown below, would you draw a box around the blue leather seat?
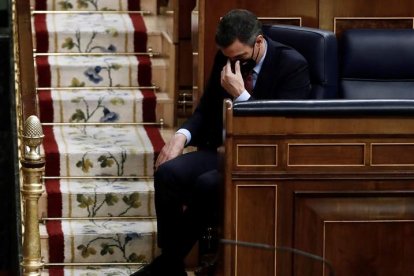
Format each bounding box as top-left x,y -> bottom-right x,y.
263,25 -> 338,99
340,29 -> 414,99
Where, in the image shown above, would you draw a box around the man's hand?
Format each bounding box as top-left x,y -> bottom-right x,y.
221,60 -> 245,97
155,133 -> 187,169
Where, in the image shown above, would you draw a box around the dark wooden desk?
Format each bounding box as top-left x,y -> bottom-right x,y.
221,100 -> 414,276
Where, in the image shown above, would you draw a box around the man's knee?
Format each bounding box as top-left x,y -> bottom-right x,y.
194,170 -> 221,196
154,161 -> 172,182
154,161 -> 175,195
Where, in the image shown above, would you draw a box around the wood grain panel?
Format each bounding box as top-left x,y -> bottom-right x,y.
334,17 -> 414,36
232,117 -> 414,135
288,143 -> 365,166
319,0 -> 414,30
325,221 -> 414,276
371,143 -> 414,166
236,185 -> 277,276
236,144 -> 278,167
295,193 -> 414,276
260,17 -> 302,27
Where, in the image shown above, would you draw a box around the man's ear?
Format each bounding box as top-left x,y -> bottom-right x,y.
256,35 -> 264,45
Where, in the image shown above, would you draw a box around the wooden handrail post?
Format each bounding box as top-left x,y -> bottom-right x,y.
20,115 -> 45,276
13,0 -> 38,122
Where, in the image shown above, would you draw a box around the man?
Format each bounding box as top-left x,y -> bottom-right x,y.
132,9 -> 310,276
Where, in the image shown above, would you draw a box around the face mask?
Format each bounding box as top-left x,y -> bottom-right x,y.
231,41 -> 260,77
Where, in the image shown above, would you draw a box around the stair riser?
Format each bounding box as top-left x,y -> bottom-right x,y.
35,30 -> 163,55
42,267 -> 142,276
39,179 -> 156,218
36,56 -> 152,88
41,235 -> 158,263
34,56 -> 171,90
38,89 -> 173,126
42,125 -> 161,177
40,220 -> 159,263
31,0 -> 154,12
33,14 -> 165,54
39,90 -> 160,123
34,13 -> 149,53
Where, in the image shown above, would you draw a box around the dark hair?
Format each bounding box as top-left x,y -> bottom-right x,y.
215,9 -> 263,48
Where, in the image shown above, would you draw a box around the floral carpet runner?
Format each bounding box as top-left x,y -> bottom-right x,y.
32,0 -> 165,274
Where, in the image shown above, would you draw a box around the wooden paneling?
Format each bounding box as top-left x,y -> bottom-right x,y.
231,138 -> 414,173
325,222 -> 414,276
288,143 -> 365,167
222,104 -> 414,275
16,0 -> 38,120
295,193 -> 414,276
260,17 -> 302,27
236,144 -> 278,167
178,40 -> 193,85
334,17 -> 414,36
371,143 -> 414,166
236,185 -> 277,276
319,0 -> 414,30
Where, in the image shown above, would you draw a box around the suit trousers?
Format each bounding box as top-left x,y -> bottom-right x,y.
154,149 -> 221,259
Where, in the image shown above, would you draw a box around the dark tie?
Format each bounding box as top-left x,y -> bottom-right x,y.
244,70 -> 254,93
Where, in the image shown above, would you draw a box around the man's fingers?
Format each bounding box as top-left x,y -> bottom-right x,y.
235,60 -> 242,76
155,146 -> 169,168
224,59 -> 232,74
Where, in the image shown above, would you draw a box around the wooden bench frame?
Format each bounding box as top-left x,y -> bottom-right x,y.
221,99 -> 414,276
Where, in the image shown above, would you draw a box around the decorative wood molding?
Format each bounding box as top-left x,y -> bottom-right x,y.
236,144 -> 278,167
371,143 -> 414,166
334,17 -> 414,36
259,17 -> 302,27
235,184 -> 278,276
287,143 -> 366,167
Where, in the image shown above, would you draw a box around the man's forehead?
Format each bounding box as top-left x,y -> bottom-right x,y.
221,39 -> 250,58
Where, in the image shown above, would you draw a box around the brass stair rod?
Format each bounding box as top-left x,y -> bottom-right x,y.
20,116 -> 45,276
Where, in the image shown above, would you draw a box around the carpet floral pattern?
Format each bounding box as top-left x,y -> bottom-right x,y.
32,0 -> 164,273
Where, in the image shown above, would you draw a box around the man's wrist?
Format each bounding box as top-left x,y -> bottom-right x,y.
234,90 -> 251,102
175,129 -> 191,145
174,132 -> 187,146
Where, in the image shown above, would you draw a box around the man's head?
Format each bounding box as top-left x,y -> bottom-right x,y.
216,9 -> 263,48
215,9 -> 264,74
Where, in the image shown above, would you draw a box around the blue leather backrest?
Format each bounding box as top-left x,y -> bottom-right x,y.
263,25 -> 338,99
340,29 -> 414,99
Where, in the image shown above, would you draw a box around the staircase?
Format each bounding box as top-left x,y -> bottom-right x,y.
28,0 -> 176,274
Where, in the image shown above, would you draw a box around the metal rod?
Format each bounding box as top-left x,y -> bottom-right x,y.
36,86 -> 159,91
44,262 -> 146,266
34,52 -> 160,57
41,216 -> 156,221
42,176 -> 154,180
41,122 -> 163,126
32,10 -> 152,15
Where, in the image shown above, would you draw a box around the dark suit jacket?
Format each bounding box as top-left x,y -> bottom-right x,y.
181,37 -> 311,149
